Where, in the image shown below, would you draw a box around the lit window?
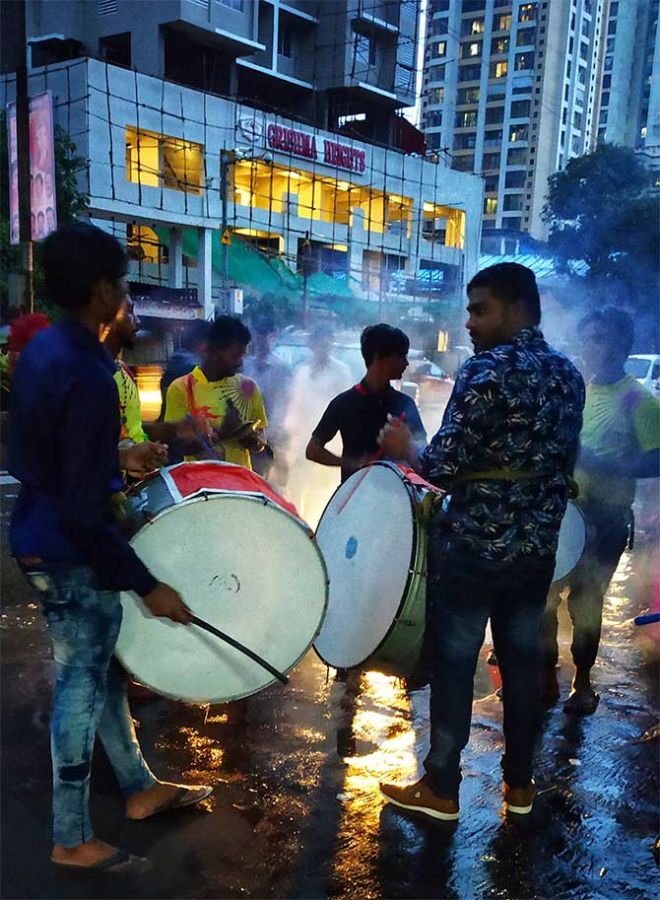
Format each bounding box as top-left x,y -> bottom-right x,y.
484,197 -> 498,214
423,202 -> 465,248
125,127 -> 204,194
490,60 -> 509,78
468,41 -> 481,56
436,41 -> 447,56
493,14 -> 512,31
518,3 -> 537,23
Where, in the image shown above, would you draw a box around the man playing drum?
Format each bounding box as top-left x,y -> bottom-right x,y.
540,308 -> 660,714
306,324 -> 427,481
164,315 -> 268,469
378,263 -> 584,821
8,224 -> 212,871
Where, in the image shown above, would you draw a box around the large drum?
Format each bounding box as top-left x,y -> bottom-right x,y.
116,461 -> 328,703
314,461 -> 586,678
314,462 -> 436,678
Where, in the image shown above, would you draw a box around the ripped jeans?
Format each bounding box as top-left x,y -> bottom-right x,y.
22,564 -> 156,847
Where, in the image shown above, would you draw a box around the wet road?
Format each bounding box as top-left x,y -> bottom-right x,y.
1,477 -> 658,900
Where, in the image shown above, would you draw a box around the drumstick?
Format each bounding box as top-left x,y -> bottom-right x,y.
187,415 -> 225,462
189,614 -> 289,685
335,412 -> 407,515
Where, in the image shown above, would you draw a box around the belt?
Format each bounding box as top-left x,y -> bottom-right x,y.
451,468 -> 579,499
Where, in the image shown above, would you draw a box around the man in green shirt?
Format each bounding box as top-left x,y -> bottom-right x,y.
541,308 -> 660,714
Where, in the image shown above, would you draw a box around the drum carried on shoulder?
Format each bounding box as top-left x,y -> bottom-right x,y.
116,461 -> 328,704
313,461 -> 586,679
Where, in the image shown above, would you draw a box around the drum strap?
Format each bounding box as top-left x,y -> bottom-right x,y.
451,468 -> 579,499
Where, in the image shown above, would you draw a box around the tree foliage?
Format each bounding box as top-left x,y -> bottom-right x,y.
542,143 -> 659,325
0,113 -> 89,316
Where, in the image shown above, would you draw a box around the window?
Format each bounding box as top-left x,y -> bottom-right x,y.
99,32 -> 131,67
435,40 -> 447,56
457,86 -> 480,104
491,37 -> 509,54
599,108 -> 608,125
430,0 -> 450,11
484,197 -> 498,214
483,130 -> 502,147
464,18 -> 485,36
452,154 -> 475,172
463,0 -> 486,11
577,65 -> 586,85
461,40 -> 482,58
426,132 -> 443,150
582,18 -> 591,37
453,132 -> 477,150
485,105 -> 504,124
456,110 -> 478,128
482,152 -> 501,169
490,60 -> 509,78
505,169 -> 526,187
459,64 -> 482,81
518,3 -> 537,22
516,28 -> 535,46
507,147 -> 528,164
510,99 -> 530,117
564,84 -> 570,101
509,124 -> 529,142
484,174 -> 499,192
606,36 -> 615,53
568,36 -> 574,54
579,41 -> 589,60
433,17 -> 449,35
493,14 -> 512,31
125,127 -> 204,194
427,86 -> 445,104
515,52 -> 534,70
221,0 -> 244,9
355,32 -> 376,66
503,216 -> 522,231
608,17 -> 617,34
609,1 -> 619,14
278,23 -> 292,58
425,110 -> 443,127
503,193 -> 523,210
604,55 -> 613,71
601,90 -> 610,107
573,111 -> 583,129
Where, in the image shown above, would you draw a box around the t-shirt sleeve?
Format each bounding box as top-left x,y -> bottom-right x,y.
633,391 -> 660,453
164,378 -> 189,423
312,395 -> 343,444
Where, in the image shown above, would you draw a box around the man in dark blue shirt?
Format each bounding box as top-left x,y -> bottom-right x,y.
9,223 -> 212,870
306,324 -> 427,481
378,264 -> 584,823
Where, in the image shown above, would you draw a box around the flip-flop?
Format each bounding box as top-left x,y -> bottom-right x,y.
563,691 -> 600,715
52,848 -> 148,872
128,785 -> 214,820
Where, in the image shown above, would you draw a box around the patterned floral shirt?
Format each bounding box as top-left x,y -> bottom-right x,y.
421,327 -> 585,562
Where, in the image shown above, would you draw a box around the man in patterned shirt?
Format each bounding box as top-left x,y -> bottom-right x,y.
378,263 -> 585,822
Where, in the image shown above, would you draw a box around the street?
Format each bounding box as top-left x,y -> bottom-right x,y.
1,477 -> 658,900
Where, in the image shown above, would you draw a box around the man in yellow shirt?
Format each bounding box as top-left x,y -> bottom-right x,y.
541,308 -> 660,714
164,315 -> 267,469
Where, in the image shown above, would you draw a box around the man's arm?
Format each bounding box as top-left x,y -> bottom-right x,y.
305,395 -> 368,474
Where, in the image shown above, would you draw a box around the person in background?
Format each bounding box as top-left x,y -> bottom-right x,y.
284,323 -> 352,524
159,318 -> 211,418
164,315 -> 267,468
306,323 -> 426,482
377,263 -> 584,822
8,223 -> 211,871
541,308 -> 660,714
242,312 -> 291,483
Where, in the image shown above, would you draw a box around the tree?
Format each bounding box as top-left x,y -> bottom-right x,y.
542,143 -> 659,326
0,113 -> 89,317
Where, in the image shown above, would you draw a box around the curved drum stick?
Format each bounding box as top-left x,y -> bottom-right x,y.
190,615 -> 289,685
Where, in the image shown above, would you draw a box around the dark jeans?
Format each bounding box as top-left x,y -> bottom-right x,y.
541,504 -> 629,675
424,546 -> 555,797
21,563 -> 156,847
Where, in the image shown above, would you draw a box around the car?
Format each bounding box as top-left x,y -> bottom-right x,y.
624,354 -> 660,397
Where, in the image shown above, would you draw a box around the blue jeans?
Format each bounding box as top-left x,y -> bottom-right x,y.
21,564 -> 156,847
424,547 -> 555,797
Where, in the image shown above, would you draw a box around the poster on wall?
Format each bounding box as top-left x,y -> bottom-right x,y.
6,91 -> 58,245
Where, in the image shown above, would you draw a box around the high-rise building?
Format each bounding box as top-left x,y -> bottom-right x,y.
593,0 -> 659,150
422,0 -> 606,239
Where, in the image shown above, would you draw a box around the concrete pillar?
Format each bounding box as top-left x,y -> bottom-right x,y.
198,226 -> 214,320
168,226 -> 183,288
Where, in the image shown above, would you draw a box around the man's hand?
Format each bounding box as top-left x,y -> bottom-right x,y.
238,427 -> 266,452
378,419 -> 415,461
142,582 -> 192,624
120,441 -> 168,474
213,405 -> 244,441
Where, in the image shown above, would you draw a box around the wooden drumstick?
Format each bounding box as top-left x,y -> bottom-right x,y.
190,615 -> 289,685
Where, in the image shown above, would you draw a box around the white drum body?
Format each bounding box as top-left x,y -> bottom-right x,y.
314,462 -> 430,675
552,500 -> 586,582
116,462 -> 328,703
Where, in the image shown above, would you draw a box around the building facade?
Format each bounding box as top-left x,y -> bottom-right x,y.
422,0 -> 606,239
2,1 -> 483,320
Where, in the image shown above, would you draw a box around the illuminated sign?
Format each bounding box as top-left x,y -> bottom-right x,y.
266,123 -> 366,174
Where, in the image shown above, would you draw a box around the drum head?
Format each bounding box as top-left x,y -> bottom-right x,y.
314,464 -> 415,669
116,495 -> 327,703
552,501 -> 586,582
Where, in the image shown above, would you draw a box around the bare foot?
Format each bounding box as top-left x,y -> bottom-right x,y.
51,837 -> 122,868
126,780 -> 213,820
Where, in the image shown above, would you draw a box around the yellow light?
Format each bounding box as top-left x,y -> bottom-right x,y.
336,180 -> 353,191
437,330 -> 449,352
281,170 -> 302,179
423,201 -> 436,212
